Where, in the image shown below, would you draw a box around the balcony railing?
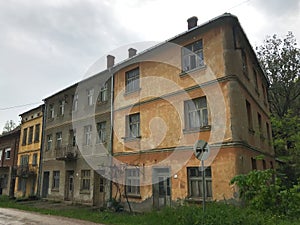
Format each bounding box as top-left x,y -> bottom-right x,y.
16,164 -> 38,177
55,145 -> 78,161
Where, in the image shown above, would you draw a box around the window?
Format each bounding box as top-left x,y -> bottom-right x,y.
257,113 -> 262,134
246,100 -> 253,131
126,113 -> 140,138
87,89 -> 94,106
125,168 -> 140,195
5,148 -> 11,160
262,84 -> 267,103
98,83 -> 108,102
52,171 -> 60,189
253,68 -> 258,90
84,125 -> 92,145
100,177 -> 105,192
46,134 -> 52,151
81,170 -> 91,191
69,129 -> 76,147
32,153 -> 38,166
97,122 -> 106,143
49,104 -> 54,119
185,97 -> 208,129
28,126 -> 34,144
187,167 -> 212,198
241,49 -> 248,76
182,40 -> 204,72
251,157 -> 257,170
59,100 -> 65,116
125,67 -> 140,93
20,155 -> 29,165
73,94 -> 78,111
34,124 -> 40,142
266,122 -> 271,143
56,132 -> 62,149
22,128 -> 28,145
262,160 -> 266,170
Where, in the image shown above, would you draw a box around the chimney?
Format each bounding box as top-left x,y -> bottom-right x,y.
107,55 -> 115,69
128,48 -> 137,58
187,16 -> 198,30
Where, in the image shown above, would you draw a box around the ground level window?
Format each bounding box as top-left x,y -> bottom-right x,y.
125,168 -> 140,195
187,167 -> 212,198
81,170 -> 91,191
52,171 -> 60,190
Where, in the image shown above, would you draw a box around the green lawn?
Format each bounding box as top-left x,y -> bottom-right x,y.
0,196 -> 298,225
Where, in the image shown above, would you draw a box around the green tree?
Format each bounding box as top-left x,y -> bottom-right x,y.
256,33 -> 300,185
256,32 -> 300,118
2,120 -> 16,134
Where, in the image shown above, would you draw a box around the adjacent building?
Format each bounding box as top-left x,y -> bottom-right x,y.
0,127 -> 20,196
15,105 -> 43,197
40,70 -> 112,206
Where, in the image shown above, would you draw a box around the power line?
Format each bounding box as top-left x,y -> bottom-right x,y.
0,102 -> 41,111
227,0 -> 251,11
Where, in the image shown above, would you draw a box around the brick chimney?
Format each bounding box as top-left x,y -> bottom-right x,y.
187,16 -> 198,30
128,48 -> 137,58
107,55 -> 115,68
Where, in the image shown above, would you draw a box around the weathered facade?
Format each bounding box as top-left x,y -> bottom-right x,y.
110,14 -> 275,211
0,127 -> 20,197
40,71 -> 112,206
15,105 -> 43,198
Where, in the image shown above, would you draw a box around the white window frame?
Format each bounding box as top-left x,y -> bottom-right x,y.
5,148 -> 11,160
127,113 -> 140,138
49,104 -> 55,119
56,132 -> 62,149
185,97 -> 208,129
59,100 -> 65,116
47,134 -> 52,151
73,94 -> 78,111
182,40 -> 204,72
125,168 -> 140,195
84,125 -> 92,145
87,89 -> 94,106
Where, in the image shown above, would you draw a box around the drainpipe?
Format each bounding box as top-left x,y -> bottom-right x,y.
37,104 -> 46,198
10,130 -> 19,198
109,67 -> 114,202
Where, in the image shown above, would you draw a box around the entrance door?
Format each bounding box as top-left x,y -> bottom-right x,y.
153,168 -> 171,209
42,172 -> 49,198
65,171 -> 74,201
93,172 -> 106,207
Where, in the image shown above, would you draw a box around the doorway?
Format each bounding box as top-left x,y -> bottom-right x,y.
42,171 -> 49,198
65,171 -> 74,201
93,172 -> 106,207
152,168 -> 171,209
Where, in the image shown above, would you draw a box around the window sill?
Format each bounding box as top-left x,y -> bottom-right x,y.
185,197 -> 213,203
183,125 -> 211,134
80,190 -> 91,194
97,100 -> 108,105
179,65 -> 207,77
122,136 -> 142,142
124,194 -> 141,199
124,88 -> 141,96
51,188 -> 59,192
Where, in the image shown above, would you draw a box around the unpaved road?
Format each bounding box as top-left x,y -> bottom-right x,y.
0,208 -> 105,225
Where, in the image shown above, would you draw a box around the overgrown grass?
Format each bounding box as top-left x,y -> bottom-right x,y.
0,195 -> 299,225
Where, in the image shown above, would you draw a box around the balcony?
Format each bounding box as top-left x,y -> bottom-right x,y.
55,145 -> 78,161
16,164 -> 38,177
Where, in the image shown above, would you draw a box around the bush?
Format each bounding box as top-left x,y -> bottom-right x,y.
230,169 -> 300,219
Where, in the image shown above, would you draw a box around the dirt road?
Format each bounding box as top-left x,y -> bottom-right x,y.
0,208 -> 105,225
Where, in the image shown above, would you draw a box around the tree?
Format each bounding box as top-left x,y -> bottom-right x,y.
256,33 -> 300,186
256,32 -> 300,118
2,120 -> 16,134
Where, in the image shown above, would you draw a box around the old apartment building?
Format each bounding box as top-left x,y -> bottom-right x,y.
15,105 -> 43,197
40,71 -> 112,207
35,13 -> 274,211
110,13 -> 274,211
0,127 -> 20,196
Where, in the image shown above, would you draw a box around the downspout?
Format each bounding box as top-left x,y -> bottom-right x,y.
37,104 -> 46,198
109,68 -> 114,202
10,130 -> 19,198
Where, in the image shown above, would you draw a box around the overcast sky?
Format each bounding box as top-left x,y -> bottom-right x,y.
0,0 -> 300,133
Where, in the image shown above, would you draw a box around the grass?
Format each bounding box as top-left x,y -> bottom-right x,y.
0,195 -> 299,225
